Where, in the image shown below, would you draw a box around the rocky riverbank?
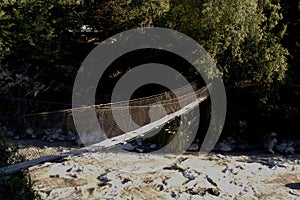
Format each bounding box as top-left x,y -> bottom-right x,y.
28,150 -> 300,200
4,130 -> 300,199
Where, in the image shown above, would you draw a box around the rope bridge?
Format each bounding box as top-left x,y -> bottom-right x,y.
0,82 -> 211,176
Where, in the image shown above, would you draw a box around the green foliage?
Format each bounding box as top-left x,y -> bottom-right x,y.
0,0 -> 298,139
158,0 -> 289,137
161,0 -> 288,88
0,128 -> 40,199
0,0 -> 88,114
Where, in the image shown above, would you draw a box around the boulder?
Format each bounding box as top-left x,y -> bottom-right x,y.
122,143 -> 136,151
275,142 -> 295,155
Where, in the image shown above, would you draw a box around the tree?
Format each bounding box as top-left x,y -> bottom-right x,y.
158,0 -> 288,138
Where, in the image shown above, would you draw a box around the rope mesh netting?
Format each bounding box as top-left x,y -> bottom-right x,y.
14,81 -> 210,139
0,82 -> 210,175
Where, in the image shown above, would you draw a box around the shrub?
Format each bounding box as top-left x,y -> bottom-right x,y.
0,127 -> 40,200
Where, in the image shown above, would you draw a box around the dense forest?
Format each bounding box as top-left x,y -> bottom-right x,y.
1,0 -> 299,140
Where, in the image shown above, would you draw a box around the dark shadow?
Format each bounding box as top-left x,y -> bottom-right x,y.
286,183 -> 300,190
212,150 -> 300,165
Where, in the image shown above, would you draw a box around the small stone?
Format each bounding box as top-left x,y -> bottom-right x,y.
150,144 -> 157,149
14,135 -> 20,140
135,147 -> 144,153
97,174 -> 109,182
183,168 -> 197,180
26,127 -> 33,135
216,142 -> 232,152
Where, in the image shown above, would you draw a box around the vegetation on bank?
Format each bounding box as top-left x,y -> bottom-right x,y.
0,128 -> 40,199
1,0 -> 299,140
